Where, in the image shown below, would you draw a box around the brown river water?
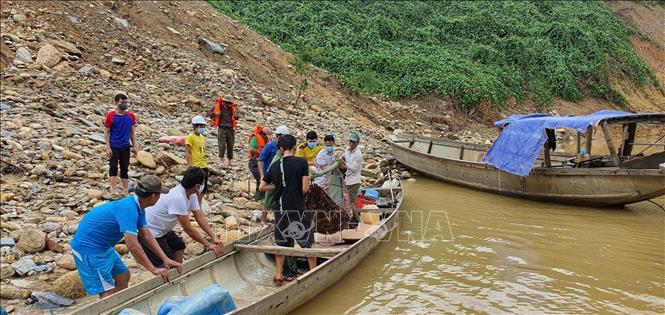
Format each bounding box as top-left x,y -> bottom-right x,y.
293,177 -> 665,314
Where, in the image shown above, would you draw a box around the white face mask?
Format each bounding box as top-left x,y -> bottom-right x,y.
196,183 -> 204,194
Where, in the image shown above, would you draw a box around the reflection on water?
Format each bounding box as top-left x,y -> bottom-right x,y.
292,177 -> 665,314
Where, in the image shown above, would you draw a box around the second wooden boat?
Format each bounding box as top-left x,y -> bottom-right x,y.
390,111 -> 665,207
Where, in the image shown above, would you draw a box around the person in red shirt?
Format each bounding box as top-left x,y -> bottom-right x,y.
104,93 -> 138,196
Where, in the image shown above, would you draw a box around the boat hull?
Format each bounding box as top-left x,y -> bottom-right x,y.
391,136 -> 665,207
69,188 -> 402,315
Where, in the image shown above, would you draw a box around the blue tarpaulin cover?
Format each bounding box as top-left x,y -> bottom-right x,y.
482,110 -> 637,176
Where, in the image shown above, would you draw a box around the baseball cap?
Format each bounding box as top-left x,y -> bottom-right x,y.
275,125 -> 290,136
137,175 -> 165,194
348,133 -> 360,142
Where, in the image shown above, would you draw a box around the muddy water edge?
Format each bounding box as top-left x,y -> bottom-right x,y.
292,176 -> 665,314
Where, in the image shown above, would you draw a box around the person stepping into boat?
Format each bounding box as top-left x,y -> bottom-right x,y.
259,134 -> 315,284
257,125 -> 290,227
340,133 -> 363,223
140,167 -> 224,267
70,176 -> 183,299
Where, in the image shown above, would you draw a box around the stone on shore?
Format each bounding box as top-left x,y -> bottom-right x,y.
52,271 -> 86,299
16,228 -> 46,253
114,244 -> 129,255
137,150 -> 157,169
56,255 -> 77,271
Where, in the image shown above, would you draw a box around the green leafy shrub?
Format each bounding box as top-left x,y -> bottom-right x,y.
209,0 -> 659,110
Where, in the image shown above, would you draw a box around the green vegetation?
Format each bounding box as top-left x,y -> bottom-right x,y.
210,0 -> 660,109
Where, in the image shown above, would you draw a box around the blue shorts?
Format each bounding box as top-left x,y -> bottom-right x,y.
71,247 -> 128,296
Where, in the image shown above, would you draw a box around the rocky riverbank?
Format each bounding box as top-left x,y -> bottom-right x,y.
0,1 -> 440,312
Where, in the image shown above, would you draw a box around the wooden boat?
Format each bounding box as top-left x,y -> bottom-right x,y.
69,185 -> 403,314
390,112 -> 665,207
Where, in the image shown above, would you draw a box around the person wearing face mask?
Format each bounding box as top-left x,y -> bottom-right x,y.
313,134 -> 337,189
104,93 -> 138,196
185,115 -> 209,205
247,125 -> 273,202
295,131 -> 323,166
139,167 -> 223,267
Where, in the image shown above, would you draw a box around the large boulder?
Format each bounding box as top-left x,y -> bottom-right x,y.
35,44 -> 62,67
197,37 -> 226,55
52,271 -> 86,299
16,228 -> 45,253
155,151 -> 185,166
136,150 -> 157,169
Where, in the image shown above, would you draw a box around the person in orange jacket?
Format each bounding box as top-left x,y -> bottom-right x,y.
209,94 -> 239,168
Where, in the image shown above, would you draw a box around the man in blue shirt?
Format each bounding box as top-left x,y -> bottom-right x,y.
71,176 -> 183,299
104,93 -> 138,196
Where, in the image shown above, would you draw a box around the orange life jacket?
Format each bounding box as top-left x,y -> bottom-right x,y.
248,125 -> 267,160
211,97 -> 237,128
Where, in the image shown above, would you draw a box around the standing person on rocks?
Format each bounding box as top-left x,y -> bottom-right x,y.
341,133 -> 363,222
295,131 -> 323,166
248,125 -> 273,201
259,134 -> 314,284
70,176 -> 183,299
104,93 -> 138,196
185,115 -> 209,205
209,94 -> 238,168
258,125 -> 290,226
139,167 -> 224,267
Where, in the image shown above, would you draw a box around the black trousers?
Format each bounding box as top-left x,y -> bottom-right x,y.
138,231 -> 186,268
109,146 -> 130,178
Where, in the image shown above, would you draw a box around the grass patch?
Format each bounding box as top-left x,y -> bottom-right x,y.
210,0 -> 659,110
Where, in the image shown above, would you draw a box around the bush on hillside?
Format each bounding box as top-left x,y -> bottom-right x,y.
211,0 -> 660,110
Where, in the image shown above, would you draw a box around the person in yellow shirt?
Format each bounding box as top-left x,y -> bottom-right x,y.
295,131 -> 323,166
185,115 -> 209,204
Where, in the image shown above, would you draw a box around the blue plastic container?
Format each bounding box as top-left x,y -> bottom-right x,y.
364,189 -> 380,200
164,284 -> 236,315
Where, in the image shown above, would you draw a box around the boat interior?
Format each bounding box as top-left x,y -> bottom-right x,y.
393,118 -> 665,171
97,188 -> 403,315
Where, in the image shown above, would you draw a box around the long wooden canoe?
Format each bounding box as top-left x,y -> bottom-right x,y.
69,185 -> 403,314
390,133 -> 665,207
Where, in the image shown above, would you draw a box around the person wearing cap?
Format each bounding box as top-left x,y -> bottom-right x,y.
257,125 -> 289,226
341,133 -> 363,222
209,94 -> 239,168
295,131 -> 323,166
247,125 -> 273,201
104,93 -> 138,196
140,167 -> 224,267
70,176 -> 183,299
185,115 -> 209,205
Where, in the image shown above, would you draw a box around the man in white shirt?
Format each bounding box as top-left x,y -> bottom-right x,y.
139,167 -> 223,267
314,135 -> 337,189
341,133 -> 363,222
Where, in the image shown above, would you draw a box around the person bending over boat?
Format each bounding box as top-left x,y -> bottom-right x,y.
70,176 -> 183,299
140,167 -> 224,267
259,134 -> 315,284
